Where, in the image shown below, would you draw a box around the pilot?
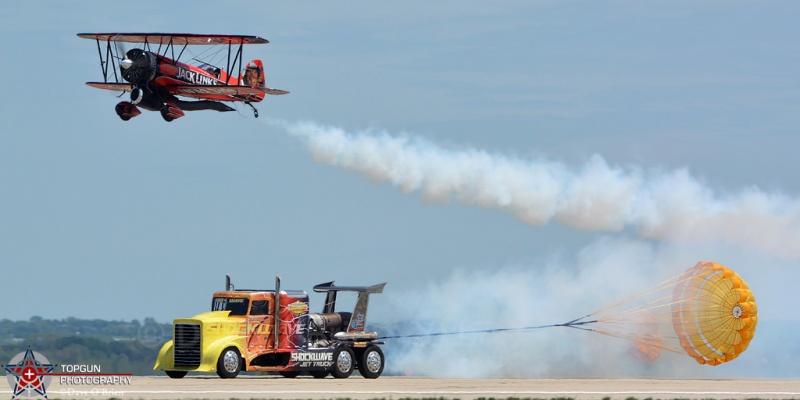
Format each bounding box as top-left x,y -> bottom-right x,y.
200,63 -> 221,78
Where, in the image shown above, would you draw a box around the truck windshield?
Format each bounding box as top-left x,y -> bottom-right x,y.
212,297 -> 249,316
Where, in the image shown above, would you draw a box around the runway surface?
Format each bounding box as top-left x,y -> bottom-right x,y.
18,375 -> 800,400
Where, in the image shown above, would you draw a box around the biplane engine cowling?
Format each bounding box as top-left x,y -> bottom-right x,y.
120,49 -> 157,84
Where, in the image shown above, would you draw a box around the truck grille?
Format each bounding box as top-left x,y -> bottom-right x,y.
173,323 -> 201,367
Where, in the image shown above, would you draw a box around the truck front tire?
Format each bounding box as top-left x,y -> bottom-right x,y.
217,347 -> 242,378
331,346 -> 355,378
358,346 -> 384,379
165,370 -> 187,379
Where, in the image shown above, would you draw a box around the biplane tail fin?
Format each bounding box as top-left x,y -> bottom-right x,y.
242,59 -> 266,88
241,59 -> 289,99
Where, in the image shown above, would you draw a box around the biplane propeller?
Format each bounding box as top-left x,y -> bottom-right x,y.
78,33 -> 288,122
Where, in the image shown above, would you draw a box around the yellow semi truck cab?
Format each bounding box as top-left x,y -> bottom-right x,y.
154,276 -> 386,379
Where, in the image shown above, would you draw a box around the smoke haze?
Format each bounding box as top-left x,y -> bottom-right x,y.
378,237 -> 792,378
271,119 -> 798,378
380,239 -> 685,378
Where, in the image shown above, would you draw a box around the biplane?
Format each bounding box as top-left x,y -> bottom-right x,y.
77,33 -> 289,122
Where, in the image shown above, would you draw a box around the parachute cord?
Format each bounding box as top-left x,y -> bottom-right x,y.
594,295 -> 690,323
587,272 -> 697,318
376,315 -> 686,358
378,317 -> 598,340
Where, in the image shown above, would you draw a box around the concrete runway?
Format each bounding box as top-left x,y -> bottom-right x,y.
23,376 -> 800,400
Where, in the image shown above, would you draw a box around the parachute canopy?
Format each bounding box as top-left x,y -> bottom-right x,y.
585,261 -> 757,366
671,261 -> 758,365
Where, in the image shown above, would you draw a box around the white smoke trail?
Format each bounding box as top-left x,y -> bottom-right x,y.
282,120 -> 800,259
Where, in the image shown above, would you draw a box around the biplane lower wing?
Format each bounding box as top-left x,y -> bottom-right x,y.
264,88 -> 290,95
88,80 -> 289,99
164,84 -> 265,98
86,82 -> 133,92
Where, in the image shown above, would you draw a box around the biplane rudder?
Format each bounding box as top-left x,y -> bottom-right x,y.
241,60 -> 267,101
241,60 -> 266,86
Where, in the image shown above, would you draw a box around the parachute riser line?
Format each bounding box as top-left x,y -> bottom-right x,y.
377,317 -> 600,340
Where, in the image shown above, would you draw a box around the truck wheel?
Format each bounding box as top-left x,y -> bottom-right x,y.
280,371 -> 300,378
165,370 -> 187,379
217,347 -> 242,378
310,370 -> 328,379
331,346 -> 355,378
357,346 -> 384,379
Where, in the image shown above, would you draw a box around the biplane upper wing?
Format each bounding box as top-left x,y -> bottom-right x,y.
77,33 -> 269,45
86,82 -> 133,92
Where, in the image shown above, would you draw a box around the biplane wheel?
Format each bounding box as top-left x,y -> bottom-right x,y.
160,102 -> 184,122
161,104 -> 175,122
115,103 -> 128,120
160,105 -> 175,122
244,101 -> 259,118
115,102 -> 139,121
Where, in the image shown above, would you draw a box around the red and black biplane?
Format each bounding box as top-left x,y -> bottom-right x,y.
78,33 -> 288,122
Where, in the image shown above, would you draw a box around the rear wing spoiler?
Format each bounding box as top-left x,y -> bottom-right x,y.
313,281 -> 386,332
313,282 -> 386,294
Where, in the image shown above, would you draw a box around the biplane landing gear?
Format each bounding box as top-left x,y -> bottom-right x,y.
115,101 -> 141,121
244,101 -> 259,118
160,102 -> 185,122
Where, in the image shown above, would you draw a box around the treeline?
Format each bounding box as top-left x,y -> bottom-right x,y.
0,317 -> 172,375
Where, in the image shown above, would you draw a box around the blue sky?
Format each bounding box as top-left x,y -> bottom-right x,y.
1,1 -> 799,378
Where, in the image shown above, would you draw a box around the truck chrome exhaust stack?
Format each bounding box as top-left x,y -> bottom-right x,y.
274,276 -> 281,350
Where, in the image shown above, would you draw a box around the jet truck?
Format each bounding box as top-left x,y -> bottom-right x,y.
154,276 -> 386,379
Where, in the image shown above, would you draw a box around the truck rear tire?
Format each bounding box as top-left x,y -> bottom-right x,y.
357,346 -> 384,379
310,370 -> 328,379
217,347 -> 242,378
331,346 -> 355,378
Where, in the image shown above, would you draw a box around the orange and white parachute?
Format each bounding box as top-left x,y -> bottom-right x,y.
583,261 -> 757,366
671,262 -> 758,365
